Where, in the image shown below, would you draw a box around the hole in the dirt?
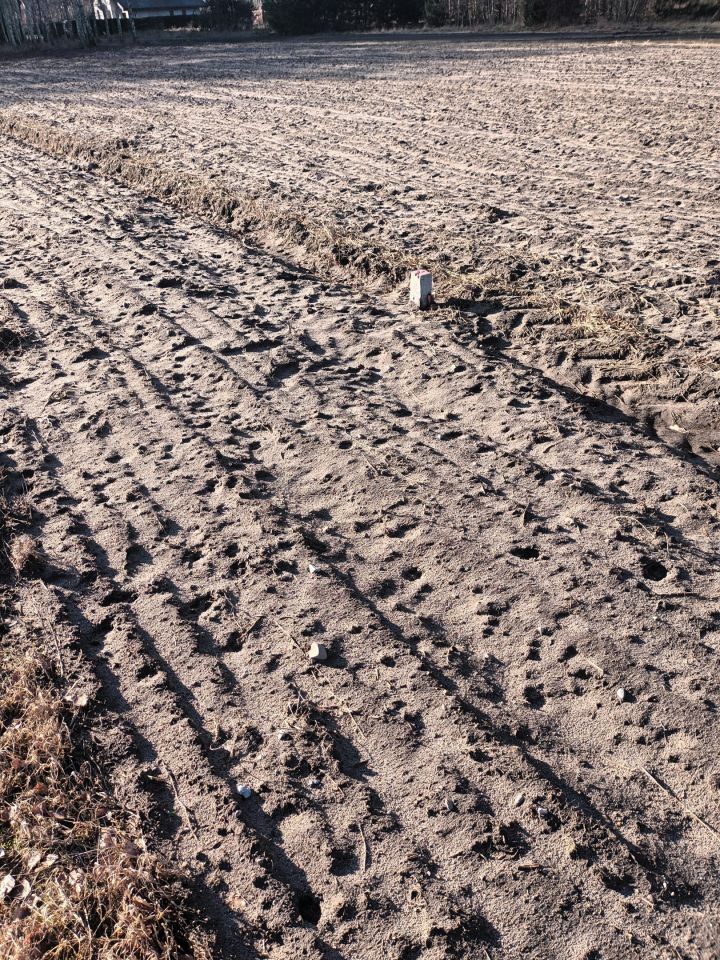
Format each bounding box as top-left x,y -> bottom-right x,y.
599,868 -> 635,896
95,614 -> 115,636
178,591 -> 214,616
510,545 -> 540,561
523,684 -> 545,708
297,892 -> 321,926
329,847 -> 359,877
558,644 -> 577,662
377,578 -> 397,598
136,661 -> 159,681
99,586 -> 137,606
641,557 -> 667,581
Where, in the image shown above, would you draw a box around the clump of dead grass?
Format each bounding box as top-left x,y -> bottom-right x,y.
548,295 -> 644,342
0,648 -> 208,960
8,534 -> 42,578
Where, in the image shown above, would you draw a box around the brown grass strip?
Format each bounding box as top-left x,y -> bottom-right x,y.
0,647 -> 205,960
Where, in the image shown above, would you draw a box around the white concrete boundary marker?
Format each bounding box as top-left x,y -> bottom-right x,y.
409,269 -> 433,309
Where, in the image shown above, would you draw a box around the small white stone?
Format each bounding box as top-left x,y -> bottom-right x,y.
445,796 -> 457,812
308,642 -> 328,663
307,563 -> 319,574
236,784 -> 252,799
616,687 -> 626,703
513,791 -> 525,808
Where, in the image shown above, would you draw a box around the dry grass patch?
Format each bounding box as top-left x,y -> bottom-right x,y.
0,642 -> 209,960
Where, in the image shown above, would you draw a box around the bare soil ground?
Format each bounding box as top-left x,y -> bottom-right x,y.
2,35 -> 720,457
1,35 -> 719,960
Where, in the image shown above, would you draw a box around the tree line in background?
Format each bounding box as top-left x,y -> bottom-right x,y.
264,0 -> 718,29
1,0 -> 716,47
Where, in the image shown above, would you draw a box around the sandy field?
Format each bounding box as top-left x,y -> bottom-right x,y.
1,34 -> 719,960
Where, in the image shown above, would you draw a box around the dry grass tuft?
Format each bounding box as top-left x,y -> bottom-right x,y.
0,647 -> 209,960
8,535 -> 43,578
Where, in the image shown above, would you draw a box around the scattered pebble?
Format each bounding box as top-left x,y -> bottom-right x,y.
307,563 -> 319,574
236,784 -> 252,799
616,687 -> 626,703
536,806 -> 550,819
276,729 -> 292,741
308,642 -> 328,663
513,791 -> 525,808
64,691 -> 90,709
0,875 -> 15,899
445,796 -> 457,812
